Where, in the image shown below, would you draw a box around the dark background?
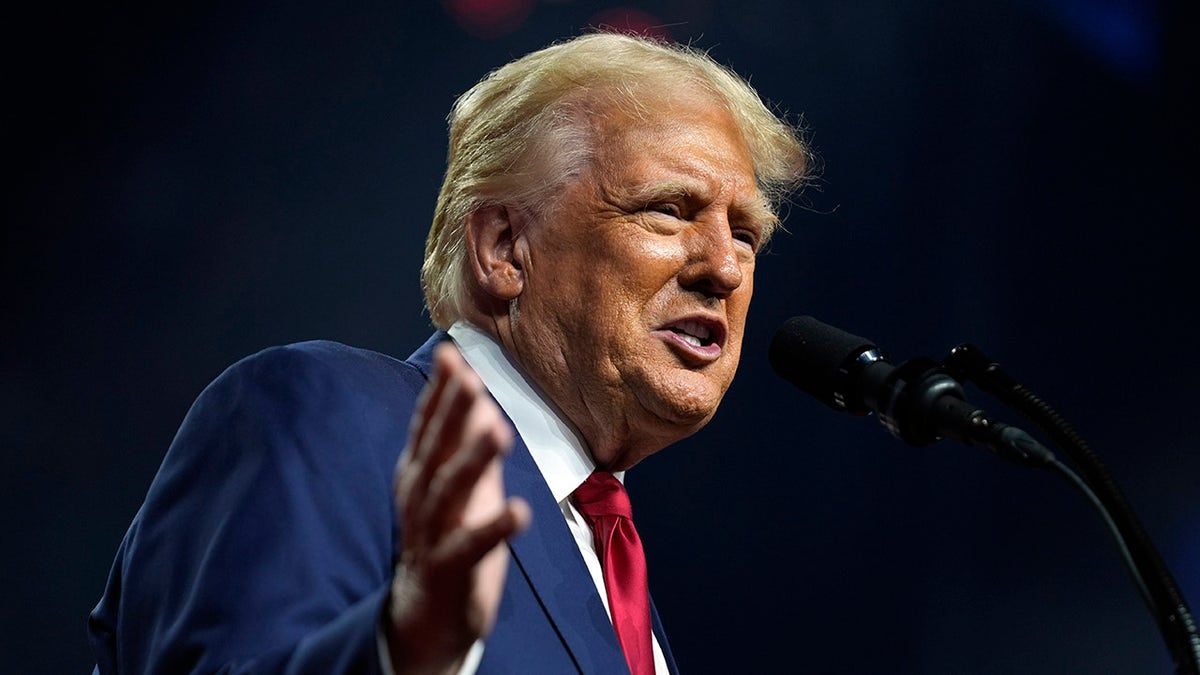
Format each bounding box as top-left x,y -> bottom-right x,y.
5,1 -> 1198,673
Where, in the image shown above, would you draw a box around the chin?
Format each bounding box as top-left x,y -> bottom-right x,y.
611,406 -> 715,471
644,377 -> 726,433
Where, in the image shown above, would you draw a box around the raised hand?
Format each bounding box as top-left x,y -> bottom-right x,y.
385,343 -> 532,674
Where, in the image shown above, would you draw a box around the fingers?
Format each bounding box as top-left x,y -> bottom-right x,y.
397,346 -> 476,519
434,497 -> 531,575
385,495 -> 532,671
399,347 -> 484,534
405,344 -> 477,467
420,409 -> 510,534
403,345 -> 454,459
397,342 -> 521,555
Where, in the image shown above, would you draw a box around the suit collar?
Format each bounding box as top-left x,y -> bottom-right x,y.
405,331 -> 446,377
504,435 -> 632,672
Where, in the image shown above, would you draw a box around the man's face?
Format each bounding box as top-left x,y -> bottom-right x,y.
506,91 -> 772,470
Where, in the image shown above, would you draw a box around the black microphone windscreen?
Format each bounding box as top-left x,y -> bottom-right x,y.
768,316 -> 878,410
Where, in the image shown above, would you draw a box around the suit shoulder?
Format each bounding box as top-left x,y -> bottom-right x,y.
98,339 -> 421,672
168,338 -> 431,479
223,339 -> 427,397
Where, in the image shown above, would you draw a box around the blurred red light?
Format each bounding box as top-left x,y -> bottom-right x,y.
443,0 -> 535,39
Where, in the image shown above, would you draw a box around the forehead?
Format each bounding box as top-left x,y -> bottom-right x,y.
594,87 -> 744,160
585,90 -> 768,212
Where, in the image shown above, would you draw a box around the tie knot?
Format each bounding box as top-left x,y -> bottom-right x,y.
571,471 -> 633,520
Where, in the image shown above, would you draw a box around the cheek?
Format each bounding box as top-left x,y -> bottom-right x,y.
599,245 -> 684,327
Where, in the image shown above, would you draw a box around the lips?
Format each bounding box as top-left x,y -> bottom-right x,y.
655,315 -> 727,361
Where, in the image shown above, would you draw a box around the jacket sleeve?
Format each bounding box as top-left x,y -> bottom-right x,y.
89,341 -> 427,674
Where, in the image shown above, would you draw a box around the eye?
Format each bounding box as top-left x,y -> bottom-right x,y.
645,202 -> 682,218
733,229 -> 760,252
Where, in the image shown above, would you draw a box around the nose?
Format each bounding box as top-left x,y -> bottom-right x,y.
678,219 -> 744,299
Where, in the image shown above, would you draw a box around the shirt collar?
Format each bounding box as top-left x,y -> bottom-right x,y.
447,321 -> 620,503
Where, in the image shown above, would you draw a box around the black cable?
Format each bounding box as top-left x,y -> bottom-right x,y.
1045,455 -> 1156,619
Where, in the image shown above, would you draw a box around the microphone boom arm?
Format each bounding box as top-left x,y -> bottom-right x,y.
942,343 -> 1200,675
768,316 -> 1199,672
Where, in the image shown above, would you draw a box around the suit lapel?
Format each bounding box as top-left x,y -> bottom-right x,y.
649,598 -> 679,674
405,332 -> 446,377
504,436 -> 630,673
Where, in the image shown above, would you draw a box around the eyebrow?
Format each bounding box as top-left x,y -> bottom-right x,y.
620,179 -> 780,240
738,197 -> 780,237
620,180 -> 692,204
625,180 -> 772,213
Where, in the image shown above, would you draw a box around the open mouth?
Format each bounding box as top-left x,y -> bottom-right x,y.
667,319 -> 718,348
657,316 -> 727,360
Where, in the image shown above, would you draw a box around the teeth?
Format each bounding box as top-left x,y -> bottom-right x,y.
675,320 -> 710,340
667,319 -> 716,348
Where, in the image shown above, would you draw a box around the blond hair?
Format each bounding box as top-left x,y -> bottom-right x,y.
422,32 -> 812,328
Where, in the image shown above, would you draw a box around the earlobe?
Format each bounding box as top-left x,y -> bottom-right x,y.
466,204 -> 527,302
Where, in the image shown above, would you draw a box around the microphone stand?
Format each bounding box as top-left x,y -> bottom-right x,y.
942,344 -> 1200,675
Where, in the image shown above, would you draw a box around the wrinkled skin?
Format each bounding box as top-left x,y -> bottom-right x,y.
489,92 -> 772,470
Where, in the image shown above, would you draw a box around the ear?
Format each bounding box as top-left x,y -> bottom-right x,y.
465,204 -> 528,302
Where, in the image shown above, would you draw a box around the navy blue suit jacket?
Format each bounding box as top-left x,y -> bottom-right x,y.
89,334 -> 679,674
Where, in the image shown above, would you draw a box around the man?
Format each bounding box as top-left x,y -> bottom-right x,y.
89,33 -> 810,674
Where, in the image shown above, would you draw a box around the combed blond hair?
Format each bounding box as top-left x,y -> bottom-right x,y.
422,32 -> 812,328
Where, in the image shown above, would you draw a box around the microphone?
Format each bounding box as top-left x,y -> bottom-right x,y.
769,316 -> 1053,467
771,318 -> 1200,672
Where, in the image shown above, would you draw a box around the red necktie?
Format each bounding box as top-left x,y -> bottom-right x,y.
571,471 -> 655,675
